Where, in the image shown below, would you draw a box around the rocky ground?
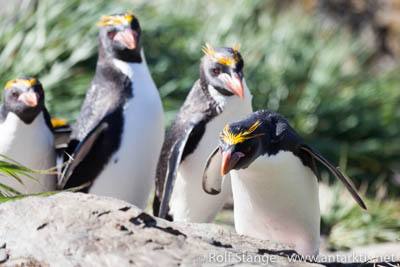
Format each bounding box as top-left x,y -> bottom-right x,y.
0,193 -> 398,266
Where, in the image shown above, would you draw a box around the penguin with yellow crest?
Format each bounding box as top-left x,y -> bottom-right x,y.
59,12 -> 164,209
0,77 -> 56,194
202,109 -> 366,256
154,44 -> 253,222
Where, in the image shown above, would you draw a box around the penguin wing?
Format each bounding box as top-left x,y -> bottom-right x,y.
54,126 -> 72,184
57,122 -> 108,189
300,144 -> 367,209
156,122 -> 198,218
202,146 -> 225,195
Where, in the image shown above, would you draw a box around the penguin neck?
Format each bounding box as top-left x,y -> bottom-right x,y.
0,104 -> 42,125
92,51 -> 146,101
98,39 -> 142,64
0,111 -> 45,132
202,78 -> 252,114
111,49 -> 148,80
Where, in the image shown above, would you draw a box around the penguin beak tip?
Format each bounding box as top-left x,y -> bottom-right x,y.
221,151 -> 244,176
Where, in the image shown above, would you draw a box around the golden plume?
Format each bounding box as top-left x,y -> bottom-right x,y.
5,78 -> 39,90
97,11 -> 134,27
220,121 -> 264,145
202,43 -> 215,57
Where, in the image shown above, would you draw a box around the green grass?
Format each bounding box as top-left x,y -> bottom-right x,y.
1,0 -> 399,195
0,0 -> 399,251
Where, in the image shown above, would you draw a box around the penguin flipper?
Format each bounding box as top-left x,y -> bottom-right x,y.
300,144 -> 367,210
57,122 -> 108,189
54,126 -> 72,183
157,123 -> 197,219
202,146 -> 225,195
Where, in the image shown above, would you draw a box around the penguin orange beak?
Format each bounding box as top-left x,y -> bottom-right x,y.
18,91 -> 38,107
114,29 -> 136,50
221,151 -> 245,176
218,73 -> 244,99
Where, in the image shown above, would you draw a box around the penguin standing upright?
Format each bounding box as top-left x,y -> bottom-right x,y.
60,12 -> 164,209
202,110 -> 366,256
0,77 -> 56,194
154,44 -> 253,222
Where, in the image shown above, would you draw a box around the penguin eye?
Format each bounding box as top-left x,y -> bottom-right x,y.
243,146 -> 251,154
212,68 -> 220,76
11,92 -> 19,98
107,30 -> 116,39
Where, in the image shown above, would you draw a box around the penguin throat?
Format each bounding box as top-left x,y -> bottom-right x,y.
3,105 -> 42,124
207,84 -> 228,113
98,40 -> 142,64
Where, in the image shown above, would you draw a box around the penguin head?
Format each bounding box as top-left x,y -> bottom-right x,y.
200,43 -> 245,98
3,77 -> 45,123
218,117 -> 266,175
97,12 -> 141,62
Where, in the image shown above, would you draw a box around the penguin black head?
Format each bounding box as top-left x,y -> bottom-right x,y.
200,43 -> 245,98
218,114 -> 267,175
217,110 -> 300,175
97,12 -> 142,62
2,77 -> 45,124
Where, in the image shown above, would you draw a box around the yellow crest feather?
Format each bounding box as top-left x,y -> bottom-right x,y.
216,57 -> 234,66
220,120 -> 264,145
202,43 -> 215,57
97,11 -> 134,27
232,43 -> 241,53
232,43 -> 241,64
5,78 -> 39,90
202,43 -> 241,67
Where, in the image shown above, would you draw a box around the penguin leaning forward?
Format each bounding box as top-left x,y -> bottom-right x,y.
0,77 -> 56,194
153,44 -> 253,222
59,12 -> 164,209
202,109 -> 366,256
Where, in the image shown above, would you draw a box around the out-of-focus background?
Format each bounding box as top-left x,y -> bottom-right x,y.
0,0 -> 399,253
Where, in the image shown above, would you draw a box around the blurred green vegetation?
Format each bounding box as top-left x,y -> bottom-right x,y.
0,0 -> 399,250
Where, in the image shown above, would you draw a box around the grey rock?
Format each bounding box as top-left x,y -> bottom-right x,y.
0,192 -> 321,267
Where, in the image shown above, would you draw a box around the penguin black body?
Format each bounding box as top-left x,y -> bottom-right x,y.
60,12 -> 164,208
0,77 -> 56,194
202,109 -> 366,256
154,44 -> 253,222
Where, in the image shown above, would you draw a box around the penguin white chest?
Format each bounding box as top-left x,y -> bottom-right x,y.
170,82 -> 253,222
230,151 -> 320,256
0,112 -> 56,193
89,57 -> 164,209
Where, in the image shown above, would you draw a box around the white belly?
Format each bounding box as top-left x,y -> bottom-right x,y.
231,151 -> 320,256
89,57 -> 164,209
170,82 -> 253,222
0,112 -> 56,194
